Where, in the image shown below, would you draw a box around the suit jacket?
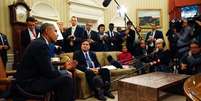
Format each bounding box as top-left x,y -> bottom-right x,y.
84,30 -> 99,41
62,25 -> 85,52
73,50 -> 100,72
105,31 -> 122,51
145,30 -> 164,42
16,37 -> 61,83
83,30 -> 100,51
21,28 -> 40,50
0,33 -> 10,66
145,30 -> 164,53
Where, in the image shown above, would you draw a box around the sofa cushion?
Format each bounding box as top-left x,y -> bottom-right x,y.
95,52 -> 105,66
110,68 -> 136,76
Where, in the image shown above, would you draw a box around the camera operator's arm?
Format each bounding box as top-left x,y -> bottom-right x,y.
195,20 -> 201,26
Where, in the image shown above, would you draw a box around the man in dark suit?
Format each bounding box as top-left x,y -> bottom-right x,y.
16,23 -> 75,101
83,22 -> 99,51
0,33 -> 10,67
145,23 -> 164,54
123,21 -> 136,55
73,40 -> 115,101
21,17 -> 40,51
106,23 -> 122,51
62,16 -> 85,52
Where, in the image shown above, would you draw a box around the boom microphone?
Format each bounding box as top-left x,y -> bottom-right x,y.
102,0 -> 112,7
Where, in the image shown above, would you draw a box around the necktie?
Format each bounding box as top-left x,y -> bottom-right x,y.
85,53 -> 93,68
87,31 -> 91,38
110,31 -> 113,37
31,29 -> 36,38
0,34 -> 4,45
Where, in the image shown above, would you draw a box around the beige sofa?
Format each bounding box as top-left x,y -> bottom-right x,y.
60,51 -> 136,99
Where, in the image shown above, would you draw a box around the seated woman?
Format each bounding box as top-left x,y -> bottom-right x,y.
117,46 -> 133,65
148,39 -> 172,72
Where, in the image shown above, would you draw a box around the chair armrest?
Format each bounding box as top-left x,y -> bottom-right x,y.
6,70 -> 16,76
74,69 -> 86,79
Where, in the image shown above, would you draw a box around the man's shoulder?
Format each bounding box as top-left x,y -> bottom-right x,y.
156,30 -> 163,33
91,30 -> 97,33
31,38 -> 46,46
74,50 -> 82,54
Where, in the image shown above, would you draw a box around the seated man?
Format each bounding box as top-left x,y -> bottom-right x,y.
15,23 -> 76,101
73,40 -> 115,101
180,40 -> 201,75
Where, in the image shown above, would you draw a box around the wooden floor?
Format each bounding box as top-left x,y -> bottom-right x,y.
76,91 -> 186,101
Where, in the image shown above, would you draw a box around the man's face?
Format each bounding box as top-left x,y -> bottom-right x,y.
57,22 -> 64,30
190,43 -> 201,55
86,23 -> 92,31
27,21 -> 36,30
151,24 -> 157,31
71,17 -> 77,26
81,41 -> 90,52
182,21 -> 188,27
47,26 -> 58,43
109,24 -> 114,31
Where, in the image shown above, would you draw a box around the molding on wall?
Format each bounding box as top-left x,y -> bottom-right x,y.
68,0 -> 105,10
31,1 -> 59,21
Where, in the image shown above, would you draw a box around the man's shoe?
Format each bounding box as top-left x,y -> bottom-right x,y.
105,92 -> 115,99
95,89 -> 107,101
95,95 -> 107,101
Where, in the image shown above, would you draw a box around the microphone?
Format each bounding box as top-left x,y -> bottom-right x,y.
102,0 -> 112,7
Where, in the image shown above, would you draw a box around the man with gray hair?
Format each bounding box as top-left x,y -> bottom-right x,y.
15,23 -> 75,101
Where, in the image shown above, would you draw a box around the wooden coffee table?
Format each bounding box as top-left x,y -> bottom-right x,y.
118,72 -> 189,101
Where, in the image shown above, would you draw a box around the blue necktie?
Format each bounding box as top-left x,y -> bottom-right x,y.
85,53 -> 93,68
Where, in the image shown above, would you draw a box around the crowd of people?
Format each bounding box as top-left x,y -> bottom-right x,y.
1,15 -> 201,101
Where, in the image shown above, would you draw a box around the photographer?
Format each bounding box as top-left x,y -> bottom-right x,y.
180,40 -> 201,75
177,19 -> 194,58
194,16 -> 201,44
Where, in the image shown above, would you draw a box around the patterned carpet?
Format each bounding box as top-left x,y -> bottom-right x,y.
76,91 -> 186,101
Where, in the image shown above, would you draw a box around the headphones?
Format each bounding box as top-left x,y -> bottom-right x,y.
155,38 -> 166,47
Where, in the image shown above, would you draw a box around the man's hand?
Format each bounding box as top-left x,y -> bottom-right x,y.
195,20 -> 201,26
181,63 -> 188,70
90,68 -> 99,74
0,45 -> 3,50
64,60 -> 78,70
3,45 -> 9,50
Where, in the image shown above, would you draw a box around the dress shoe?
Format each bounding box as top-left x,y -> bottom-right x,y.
95,95 -> 107,101
105,92 -> 115,99
95,89 -> 107,101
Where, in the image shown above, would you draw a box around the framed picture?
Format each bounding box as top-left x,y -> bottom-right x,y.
137,9 -> 162,29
